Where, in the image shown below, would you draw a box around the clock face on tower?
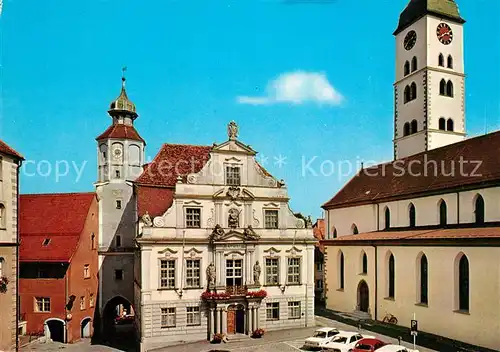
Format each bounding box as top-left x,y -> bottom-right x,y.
437,23 -> 453,45
403,30 -> 417,51
113,146 -> 123,160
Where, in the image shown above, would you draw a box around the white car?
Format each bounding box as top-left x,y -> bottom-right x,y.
376,345 -> 419,352
323,331 -> 375,352
304,327 -> 340,349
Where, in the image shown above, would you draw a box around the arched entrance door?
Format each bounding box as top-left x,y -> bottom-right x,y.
81,317 -> 92,338
102,296 -> 136,346
227,304 -> 245,334
357,280 -> 369,313
45,319 -> 65,343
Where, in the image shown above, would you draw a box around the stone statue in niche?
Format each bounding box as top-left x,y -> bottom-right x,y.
228,208 -> 240,228
141,211 -> 153,227
253,261 -> 261,285
206,263 -> 216,289
228,121 -> 238,140
244,225 -> 260,240
210,224 -> 225,242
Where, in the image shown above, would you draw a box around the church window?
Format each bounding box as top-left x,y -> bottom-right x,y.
404,86 -> 411,103
409,203 -> 416,227
411,56 -> 418,72
439,199 -> 447,226
438,53 -> 444,67
457,253 -> 469,311
160,260 -> 176,288
384,207 -> 390,229
185,208 -> 201,228
225,166 -> 241,186
362,252 -> 368,274
352,224 -> 359,235
440,79 -> 446,95
403,123 -> 410,136
447,118 -> 454,132
287,257 -> 301,284
446,80 -> 454,97
404,61 -> 410,76
185,259 -> 200,288
419,254 -> 428,304
116,200 -> 122,209
338,251 -> 344,289
410,120 -> 418,134
265,258 -> 279,285
474,194 -> 485,224
439,117 -> 446,130
265,210 -> 279,229
447,55 -> 453,69
388,253 -> 395,298
410,82 -> 417,100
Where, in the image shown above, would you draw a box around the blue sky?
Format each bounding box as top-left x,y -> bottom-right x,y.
0,0 -> 499,218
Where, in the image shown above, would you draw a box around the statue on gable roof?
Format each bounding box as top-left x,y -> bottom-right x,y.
244,225 -> 260,240
141,211 -> 153,227
210,224 -> 225,242
228,121 -> 238,140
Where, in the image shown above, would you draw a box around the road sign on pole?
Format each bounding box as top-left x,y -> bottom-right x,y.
411,319 -> 418,332
411,314 -> 417,350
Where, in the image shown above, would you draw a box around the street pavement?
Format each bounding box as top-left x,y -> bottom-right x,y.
22,315 -> 437,352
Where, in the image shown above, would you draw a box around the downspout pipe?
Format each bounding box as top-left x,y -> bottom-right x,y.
15,159 -> 22,352
372,243 -> 378,321
456,192 -> 460,224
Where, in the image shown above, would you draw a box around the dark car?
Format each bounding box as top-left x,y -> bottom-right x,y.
353,338 -> 386,352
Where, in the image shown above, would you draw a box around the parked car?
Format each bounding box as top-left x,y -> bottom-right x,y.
303,327 -> 340,350
323,331 -> 375,352
376,345 -> 419,352
353,338 -> 387,351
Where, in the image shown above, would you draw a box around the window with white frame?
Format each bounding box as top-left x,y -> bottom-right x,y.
80,296 -> 85,310
266,302 -> 279,321
84,264 -> 90,279
264,210 -> 278,229
226,259 -> 243,287
185,208 -> 201,228
288,301 -> 301,319
161,307 -> 176,328
287,257 -> 301,284
225,166 -> 241,186
185,259 -> 200,288
160,260 -> 176,288
89,294 -> 94,307
35,297 -> 50,312
265,258 -> 279,285
186,306 -> 201,326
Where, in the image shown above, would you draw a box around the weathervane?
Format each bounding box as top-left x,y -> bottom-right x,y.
121,66 -> 127,88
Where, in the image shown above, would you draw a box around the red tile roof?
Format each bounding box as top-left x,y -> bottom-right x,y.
322,227 -> 500,244
313,219 -> 326,252
96,124 -> 145,143
0,139 -> 23,160
20,193 -> 95,262
135,144 -> 211,216
323,131 -> 500,209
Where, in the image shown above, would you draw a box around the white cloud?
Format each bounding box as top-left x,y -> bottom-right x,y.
237,71 -> 344,106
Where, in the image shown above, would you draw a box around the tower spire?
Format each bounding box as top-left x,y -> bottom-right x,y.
108,66 -> 137,118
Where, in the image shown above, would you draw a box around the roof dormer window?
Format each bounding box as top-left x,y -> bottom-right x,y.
42,238 -> 51,246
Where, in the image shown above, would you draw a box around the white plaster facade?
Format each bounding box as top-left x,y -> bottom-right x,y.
135,126 -> 316,351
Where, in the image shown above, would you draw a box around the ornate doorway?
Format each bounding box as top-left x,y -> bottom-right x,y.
357,280 -> 369,312
227,304 -> 245,334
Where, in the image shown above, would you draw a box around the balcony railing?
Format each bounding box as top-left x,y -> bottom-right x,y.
225,285 -> 247,296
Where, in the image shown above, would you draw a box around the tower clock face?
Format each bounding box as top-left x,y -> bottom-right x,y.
437,23 -> 453,45
113,146 -> 123,160
404,30 -> 417,51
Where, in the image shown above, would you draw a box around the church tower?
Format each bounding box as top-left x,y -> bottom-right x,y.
393,0 -> 466,159
94,72 -> 145,334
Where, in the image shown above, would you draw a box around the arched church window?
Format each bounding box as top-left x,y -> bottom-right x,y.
403,123 -> 410,136
404,85 -> 410,103
410,82 -> 417,100
457,253 -> 469,311
438,54 -> 444,67
447,55 -> 453,69
384,207 -> 391,230
439,199 -> 447,226
352,224 -> 359,235
439,118 -> 446,130
474,194 -> 485,224
440,79 -> 447,95
447,118 -> 454,132
411,56 -> 418,72
446,80 -> 454,97
404,61 -> 410,76
409,203 -> 416,227
410,120 -> 418,134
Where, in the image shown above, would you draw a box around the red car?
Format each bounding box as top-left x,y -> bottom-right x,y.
353,338 -> 386,352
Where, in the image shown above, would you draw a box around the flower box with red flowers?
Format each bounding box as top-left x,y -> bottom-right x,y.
246,290 -> 267,299
201,291 -> 231,301
252,328 -> 265,338
0,276 -> 9,293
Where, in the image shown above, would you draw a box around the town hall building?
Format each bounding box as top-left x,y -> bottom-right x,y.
321,1 -> 500,351
94,76 -> 316,351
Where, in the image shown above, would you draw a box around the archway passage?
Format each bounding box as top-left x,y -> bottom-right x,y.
357,281 -> 369,313
102,296 -> 136,346
81,317 -> 91,338
46,319 -> 65,343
